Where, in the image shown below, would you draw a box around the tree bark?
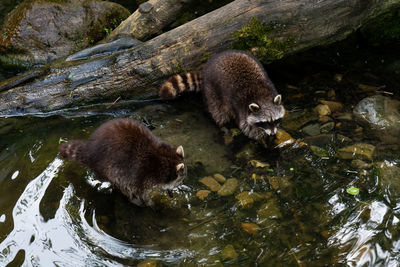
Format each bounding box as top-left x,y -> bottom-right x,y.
0,0 -> 399,115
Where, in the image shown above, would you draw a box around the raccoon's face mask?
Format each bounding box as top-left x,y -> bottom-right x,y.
247,95 -> 285,135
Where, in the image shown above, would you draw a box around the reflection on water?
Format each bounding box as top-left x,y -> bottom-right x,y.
0,157 -> 191,266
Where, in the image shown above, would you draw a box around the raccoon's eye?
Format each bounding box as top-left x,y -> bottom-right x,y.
249,103 -> 260,113
275,118 -> 282,125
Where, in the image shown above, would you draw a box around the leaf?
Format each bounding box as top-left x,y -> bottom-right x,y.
267,168 -> 274,173
346,186 -> 360,196
68,73 -> 73,79
290,167 -> 294,171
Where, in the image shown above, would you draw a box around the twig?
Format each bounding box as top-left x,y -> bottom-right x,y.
106,96 -> 121,109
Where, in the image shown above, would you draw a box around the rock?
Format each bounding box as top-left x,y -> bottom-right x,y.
257,201 -> 282,226
218,178 -> 239,196
241,222 -> 260,236
375,161 -> 400,195
196,190 -> 211,200
213,173 -> 226,183
335,113 -> 353,120
336,134 -> 352,144
353,95 -> 400,143
281,110 -> 318,132
303,134 -> 334,146
327,89 -> 336,99
268,176 -> 292,191
235,192 -> 255,209
221,244 -> 238,260
319,100 -> 343,112
310,145 -> 330,158
314,104 -> 331,116
351,159 -> 371,169
301,123 -> 321,136
0,0 -> 130,67
137,260 -> 162,267
235,191 -> 271,209
336,143 -> 375,161
334,74 -> 343,82
320,122 -> 335,133
318,115 -> 332,123
274,129 -> 294,148
200,176 -> 221,192
248,160 -> 270,169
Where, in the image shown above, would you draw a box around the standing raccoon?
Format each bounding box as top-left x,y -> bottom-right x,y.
160,50 -> 285,141
58,118 -> 186,207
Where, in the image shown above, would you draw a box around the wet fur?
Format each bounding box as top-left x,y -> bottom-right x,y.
59,119 -> 185,207
159,50 -> 285,141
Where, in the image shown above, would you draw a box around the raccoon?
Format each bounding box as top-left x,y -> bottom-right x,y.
160,50 -> 285,141
58,118 -> 186,207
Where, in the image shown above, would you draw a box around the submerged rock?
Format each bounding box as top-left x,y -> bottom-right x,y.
319,100 -> 343,112
248,160 -> 270,169
221,244 -> 238,260
310,145 -> 330,158
241,222 -> 260,236
200,176 -> 221,192
235,191 -> 271,209
314,104 -> 331,116
196,190 -> 211,200
257,201 -> 282,226
281,110 -> 318,132
0,0 -> 130,67
353,95 -> 400,143
217,178 -> 238,196
301,123 -> 321,136
235,143 -> 258,162
336,143 -> 375,161
375,161 -> 400,196
213,173 -> 226,183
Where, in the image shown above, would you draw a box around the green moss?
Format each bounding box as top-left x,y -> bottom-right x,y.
232,17 -> 295,64
361,9 -> 400,45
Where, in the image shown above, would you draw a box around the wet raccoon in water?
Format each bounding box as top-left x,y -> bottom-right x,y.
58,118 -> 186,207
160,50 -> 285,141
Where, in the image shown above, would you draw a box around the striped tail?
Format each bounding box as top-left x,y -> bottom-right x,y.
159,71 -> 202,99
58,140 -> 87,164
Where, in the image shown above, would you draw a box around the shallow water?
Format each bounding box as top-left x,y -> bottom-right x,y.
1,41 -> 400,266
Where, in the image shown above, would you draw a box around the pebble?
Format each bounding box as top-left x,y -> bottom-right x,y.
213,173 -> 226,183
336,143 -> 375,161
196,190 -> 211,200
314,104 -> 331,116
218,178 -> 238,196
221,244 -> 238,260
241,222 -> 260,236
319,100 -> 343,112
334,74 -> 343,82
200,176 -> 221,192
310,145 -> 329,158
320,122 -> 335,133
301,123 -> 321,136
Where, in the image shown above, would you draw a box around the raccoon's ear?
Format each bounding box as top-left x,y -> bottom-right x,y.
176,163 -> 185,172
176,145 -> 184,158
249,103 -> 260,113
274,94 -> 282,105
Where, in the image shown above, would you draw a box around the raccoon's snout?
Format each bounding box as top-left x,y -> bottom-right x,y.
255,121 -> 273,129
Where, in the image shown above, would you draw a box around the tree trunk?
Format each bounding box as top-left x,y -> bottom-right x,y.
0,0 -> 398,115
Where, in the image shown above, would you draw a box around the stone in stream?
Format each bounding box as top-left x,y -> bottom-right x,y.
336,143 -> 375,161
200,176 -> 221,192
221,244 -> 238,260
353,95 -> 400,144
217,178 -> 238,196
196,190 -> 211,200
241,222 -> 260,236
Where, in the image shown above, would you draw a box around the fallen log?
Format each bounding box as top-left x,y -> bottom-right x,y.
0,0 -> 399,115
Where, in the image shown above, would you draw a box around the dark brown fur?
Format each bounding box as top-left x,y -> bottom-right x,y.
59,118 -> 186,207
159,50 -> 285,141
